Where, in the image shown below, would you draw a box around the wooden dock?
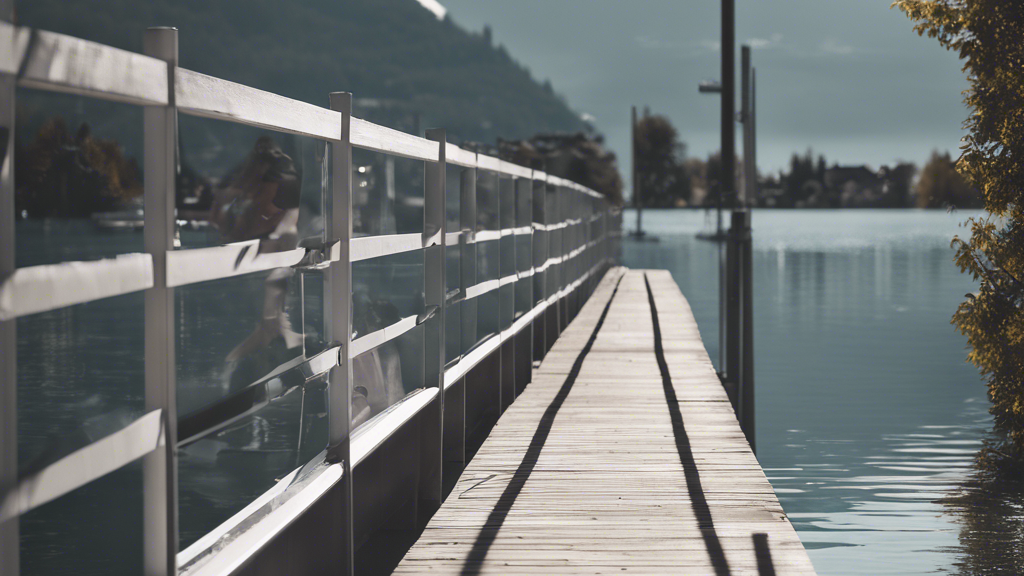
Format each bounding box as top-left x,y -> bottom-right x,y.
393,269 -> 816,575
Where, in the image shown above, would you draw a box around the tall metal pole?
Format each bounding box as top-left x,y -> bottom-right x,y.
0,2 -> 18,574
741,45 -> 754,206
721,0 -> 735,212
143,27 -> 179,576
631,106 -> 642,237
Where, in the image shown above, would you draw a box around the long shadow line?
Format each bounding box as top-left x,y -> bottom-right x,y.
644,273 -> 732,576
459,273 -> 624,575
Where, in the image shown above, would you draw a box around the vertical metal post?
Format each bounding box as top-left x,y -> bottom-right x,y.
751,68 -> 757,208
327,92 -> 354,576
725,211 -> 741,408
721,0 -> 735,209
460,167 -> 477,356
741,45 -> 754,207
143,27 -> 178,576
632,106 -> 642,236
0,3 -> 18,574
422,129 -> 446,510
738,210 -> 755,453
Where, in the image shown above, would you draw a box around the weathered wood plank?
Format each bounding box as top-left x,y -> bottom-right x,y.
393,268 -> 816,575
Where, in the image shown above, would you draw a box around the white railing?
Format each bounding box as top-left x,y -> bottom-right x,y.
0,22 -> 621,576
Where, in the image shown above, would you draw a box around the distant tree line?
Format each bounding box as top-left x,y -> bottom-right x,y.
629,114 -> 981,210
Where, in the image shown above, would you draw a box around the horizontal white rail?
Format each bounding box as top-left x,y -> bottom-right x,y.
445,231 -> 463,246
179,461 -> 342,576
176,68 -> 340,140
350,233 -> 423,262
446,144 -> 476,168
166,242 -> 305,288
499,274 -> 517,287
15,26 -> 169,106
0,21 -> 30,75
0,253 -> 154,320
0,409 -> 163,522
351,117 -> 440,162
443,333 -> 503,389
349,314 -> 418,359
351,388 -> 438,466
475,154 -> 502,173
473,230 -> 501,243
465,278 -> 500,300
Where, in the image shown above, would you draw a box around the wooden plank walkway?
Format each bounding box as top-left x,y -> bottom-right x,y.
394,269 -> 816,575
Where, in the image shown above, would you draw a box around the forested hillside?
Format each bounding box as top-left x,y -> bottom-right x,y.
15,0 -> 585,143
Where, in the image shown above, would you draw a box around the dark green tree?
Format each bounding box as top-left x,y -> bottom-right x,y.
635,115 -> 691,207
915,150 -> 979,208
896,1 -> 1024,454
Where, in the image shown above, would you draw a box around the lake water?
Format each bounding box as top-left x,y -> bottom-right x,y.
622,208 -> 1024,575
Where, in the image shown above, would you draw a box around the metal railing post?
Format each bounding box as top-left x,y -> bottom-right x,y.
1,2 -> 18,573
460,166 -> 477,357
142,26 -> 179,576
327,92 -> 355,576
422,128 -> 446,512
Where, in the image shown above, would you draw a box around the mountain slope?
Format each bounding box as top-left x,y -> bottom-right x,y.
16,0 -> 586,143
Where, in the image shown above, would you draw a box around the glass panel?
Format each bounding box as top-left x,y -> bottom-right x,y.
516,234 -> 532,274
499,176 -> 515,230
20,460 -> 143,575
177,116 -> 326,251
302,271 -> 327,357
445,245 -> 461,363
178,374 -> 328,548
352,324 -> 425,429
515,277 -> 531,318
352,250 -> 425,340
176,269 -> 305,416
500,235 -> 516,281
476,240 -> 500,284
18,291 -> 144,473
500,284 -> 514,331
476,290 -> 500,344
352,149 -> 424,236
476,170 -> 499,232
15,88 -> 144,266
445,165 -> 462,233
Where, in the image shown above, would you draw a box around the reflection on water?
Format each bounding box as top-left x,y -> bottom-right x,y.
622,208 -> 1019,575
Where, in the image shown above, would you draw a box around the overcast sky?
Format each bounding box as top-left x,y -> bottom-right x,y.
437,0 -> 969,189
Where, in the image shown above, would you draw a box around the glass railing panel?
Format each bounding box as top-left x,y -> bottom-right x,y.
178,373 -> 328,548
177,116 -> 327,251
351,148 -> 424,237
14,88 -> 144,266
351,323 -> 426,430
445,245 -> 461,364
476,170 -> 499,233
17,291 -> 144,473
20,461 -> 143,575
176,269 -> 306,417
352,250 -> 425,341
16,290 -> 145,575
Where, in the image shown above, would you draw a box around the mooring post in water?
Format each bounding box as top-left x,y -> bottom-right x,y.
725,215 -> 741,408
738,210 -> 755,453
728,210 -> 755,453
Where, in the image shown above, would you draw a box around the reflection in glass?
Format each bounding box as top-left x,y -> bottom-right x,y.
20,461 -> 143,575
352,324 -> 426,429
14,88 -> 144,265
17,292 -> 144,474
352,148 -> 424,236
352,251 -> 425,328
178,376 -> 328,548
176,270 -> 305,416
178,117 -> 326,250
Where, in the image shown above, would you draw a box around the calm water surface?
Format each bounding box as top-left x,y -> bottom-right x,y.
622,208 -> 1024,575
